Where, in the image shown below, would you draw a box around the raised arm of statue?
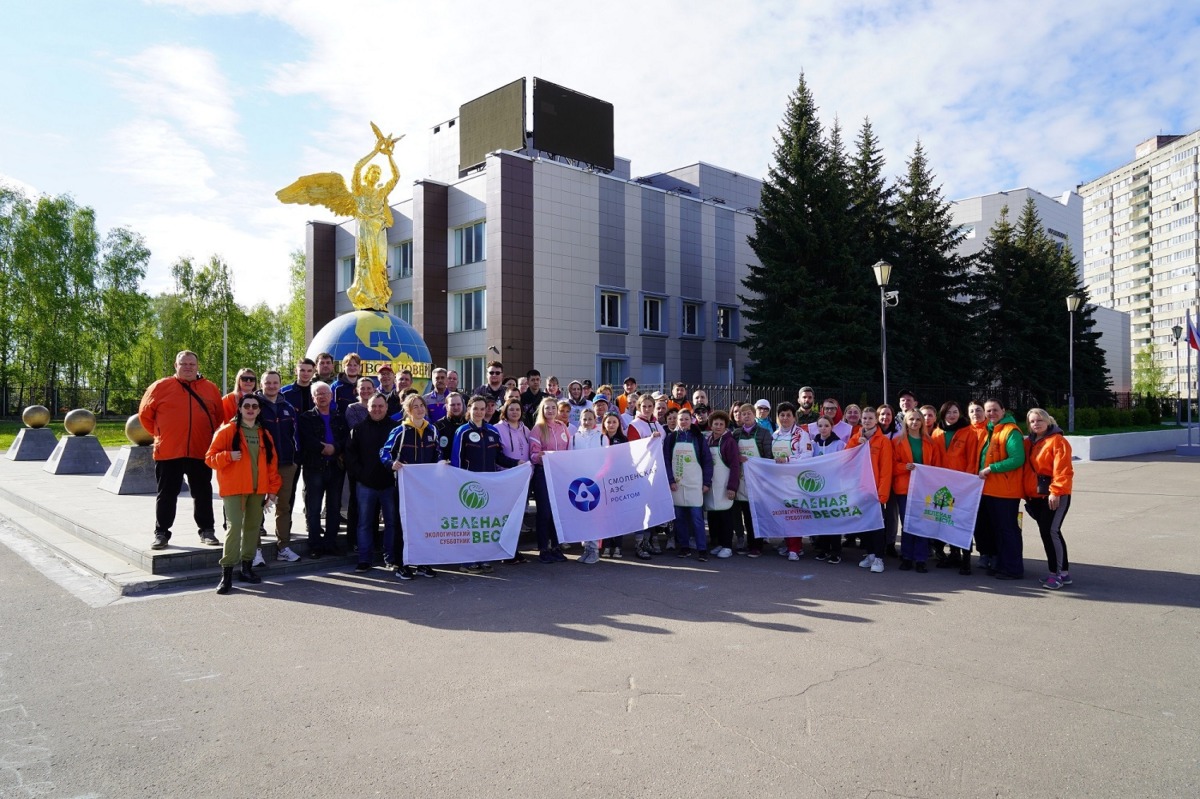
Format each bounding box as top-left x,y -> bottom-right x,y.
351,144 -> 381,195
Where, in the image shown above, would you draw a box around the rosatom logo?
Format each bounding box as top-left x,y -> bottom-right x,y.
797,470 -> 825,494
458,482 -> 489,510
568,477 -> 601,512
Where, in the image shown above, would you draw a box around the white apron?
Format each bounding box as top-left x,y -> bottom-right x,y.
735,438 -> 759,502
672,439 -> 705,508
705,442 -> 734,511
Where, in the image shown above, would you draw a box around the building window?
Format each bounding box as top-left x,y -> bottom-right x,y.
680,300 -> 705,338
453,221 -> 486,266
339,256 -> 355,291
450,357 -> 485,392
450,288 -> 486,332
598,356 -> 628,388
392,301 -> 413,324
641,292 -> 667,336
393,241 -> 413,278
716,306 -> 738,340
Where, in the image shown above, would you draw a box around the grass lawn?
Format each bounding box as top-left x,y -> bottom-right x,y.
1065,424 -> 1185,436
0,419 -> 133,450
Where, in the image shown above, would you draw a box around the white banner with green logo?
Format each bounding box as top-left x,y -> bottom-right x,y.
743,444 -> 884,537
542,438 -> 676,543
901,464 -> 982,550
397,462 -> 532,564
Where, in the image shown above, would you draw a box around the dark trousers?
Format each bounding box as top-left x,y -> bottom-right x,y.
1025,496 -> 1071,573
814,534 -> 842,555
733,499 -> 759,552
896,495 -> 930,562
707,507 -> 736,549
154,457 -> 215,537
981,495 -> 1023,576
532,465 -> 560,551
303,463 -> 345,554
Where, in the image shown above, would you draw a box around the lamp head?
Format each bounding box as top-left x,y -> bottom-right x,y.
872,260 -> 893,287
1173,324 -> 1184,342
1066,294 -> 1083,313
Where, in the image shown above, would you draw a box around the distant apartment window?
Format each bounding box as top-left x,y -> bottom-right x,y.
716,306 -> 738,340
450,357 -> 485,391
392,301 -> 413,324
393,241 -> 413,278
339,256 -> 355,291
641,294 -> 666,335
600,291 -> 622,329
958,224 -> 976,240
681,300 -> 704,338
599,357 -> 628,389
453,221 -> 486,266
450,288 -> 486,332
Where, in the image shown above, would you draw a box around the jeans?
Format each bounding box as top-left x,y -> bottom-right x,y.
674,505 -> 706,551
897,495 -> 929,562
154,457 -> 215,537
981,495 -> 1023,576
356,483 -> 398,566
303,463 -> 345,553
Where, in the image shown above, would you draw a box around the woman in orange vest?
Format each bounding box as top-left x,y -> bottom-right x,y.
846,406 -> 894,573
976,398 -> 1026,579
893,409 -> 943,572
932,400 -> 976,574
205,395 -> 282,595
1024,408 -> 1074,590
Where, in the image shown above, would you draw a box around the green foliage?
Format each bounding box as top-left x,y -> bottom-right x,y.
1075,407 -> 1099,429
973,199 -> 1111,404
1132,344 -> 1169,396
1130,407 -> 1150,425
1098,406 -> 1119,427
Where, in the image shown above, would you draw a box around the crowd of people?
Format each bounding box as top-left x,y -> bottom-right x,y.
136,351 -> 1076,596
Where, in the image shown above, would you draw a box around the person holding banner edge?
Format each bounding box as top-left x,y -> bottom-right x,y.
530,398 -> 571,564
771,401 -> 813,560
893,409 -> 943,572
450,395 -> 519,573
733,402 -> 772,557
846,406 -> 894,573
1024,409 -> 1074,590
977,399 -> 1026,579
932,400 -> 976,574
626,394 -> 666,560
379,393 -> 440,579
704,410 -> 741,559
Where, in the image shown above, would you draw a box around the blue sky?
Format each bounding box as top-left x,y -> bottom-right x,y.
3,0 -> 1200,306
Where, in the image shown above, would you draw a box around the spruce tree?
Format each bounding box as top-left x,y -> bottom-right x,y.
741,76 -> 873,385
888,141 -> 976,389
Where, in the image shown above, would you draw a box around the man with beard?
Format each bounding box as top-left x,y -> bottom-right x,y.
795,385 -> 820,428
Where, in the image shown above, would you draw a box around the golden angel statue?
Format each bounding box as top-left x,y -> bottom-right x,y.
276,123 -> 403,310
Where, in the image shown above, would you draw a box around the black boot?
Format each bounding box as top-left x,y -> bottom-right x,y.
238,560 -> 262,584
216,566 -> 233,595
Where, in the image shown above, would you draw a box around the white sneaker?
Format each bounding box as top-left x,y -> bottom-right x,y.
859,554 -> 875,569
870,558 -> 885,573
612,547 -> 623,559
777,545 -> 789,556
716,547 -> 733,559
787,551 -> 800,562
276,546 -> 301,562
252,549 -> 266,567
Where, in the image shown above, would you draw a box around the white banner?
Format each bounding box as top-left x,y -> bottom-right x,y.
397,462 -> 531,565
743,444 -> 884,538
542,438 -> 676,543
901,464 -> 982,550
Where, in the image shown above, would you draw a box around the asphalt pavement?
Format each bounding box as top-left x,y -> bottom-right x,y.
0,452 -> 1196,799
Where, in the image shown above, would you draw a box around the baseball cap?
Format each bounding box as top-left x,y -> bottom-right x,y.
754,399 -> 771,409
377,363 -> 395,373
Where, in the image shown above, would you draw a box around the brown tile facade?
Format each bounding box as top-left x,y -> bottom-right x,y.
486,153 -> 535,373
413,180 -> 449,366
305,221 -> 337,343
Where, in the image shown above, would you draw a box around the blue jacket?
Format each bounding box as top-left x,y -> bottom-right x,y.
257,393 -> 299,465
381,419 -> 441,466
281,382 -> 313,415
450,422 -> 518,472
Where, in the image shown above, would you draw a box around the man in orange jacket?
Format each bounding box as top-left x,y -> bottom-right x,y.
138,350 -> 225,550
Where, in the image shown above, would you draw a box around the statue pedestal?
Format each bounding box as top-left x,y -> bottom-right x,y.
6,428 -> 59,461
44,435 -> 111,475
98,445 -> 157,494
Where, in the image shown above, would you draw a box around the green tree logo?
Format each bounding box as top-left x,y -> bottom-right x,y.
797,470 -> 825,494
931,486 -> 954,510
458,481 -> 489,510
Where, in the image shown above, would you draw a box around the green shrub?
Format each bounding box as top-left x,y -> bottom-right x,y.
1076,407 -> 1100,430
1130,408 -> 1150,425
1117,409 -> 1134,427
1047,406 -> 1066,427
1147,401 -> 1163,424
1098,407 -> 1119,427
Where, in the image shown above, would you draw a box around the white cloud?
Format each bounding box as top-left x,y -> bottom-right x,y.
106,118 -> 219,202
112,44 -> 243,151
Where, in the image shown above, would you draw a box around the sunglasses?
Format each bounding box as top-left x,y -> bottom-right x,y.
241,403 -> 260,410
240,376 -> 257,382
488,371 -> 502,375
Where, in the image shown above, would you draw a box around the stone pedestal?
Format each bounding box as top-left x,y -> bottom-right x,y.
44,435 -> 111,475
5,427 -> 59,461
98,445 -> 157,494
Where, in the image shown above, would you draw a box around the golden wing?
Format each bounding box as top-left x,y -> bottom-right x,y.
275,172 -> 356,217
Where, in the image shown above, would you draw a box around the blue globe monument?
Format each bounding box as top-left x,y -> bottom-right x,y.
306,310 -> 433,393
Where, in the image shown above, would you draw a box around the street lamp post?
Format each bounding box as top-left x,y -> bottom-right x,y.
872,260 -> 894,404
1066,295 -> 1083,433
1173,322 -> 1184,425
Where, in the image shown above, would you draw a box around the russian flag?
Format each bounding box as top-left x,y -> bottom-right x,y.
1189,308 -> 1200,351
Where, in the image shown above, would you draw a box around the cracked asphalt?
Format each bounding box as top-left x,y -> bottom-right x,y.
0,453 -> 1196,798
